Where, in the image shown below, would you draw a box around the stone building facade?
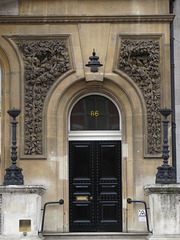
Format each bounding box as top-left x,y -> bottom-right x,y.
0,1 -> 179,239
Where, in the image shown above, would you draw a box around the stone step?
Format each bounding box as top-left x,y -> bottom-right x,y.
42,232 -> 149,240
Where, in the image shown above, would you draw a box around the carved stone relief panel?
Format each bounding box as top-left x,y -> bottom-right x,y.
118,38 -> 161,155
15,37 -> 72,156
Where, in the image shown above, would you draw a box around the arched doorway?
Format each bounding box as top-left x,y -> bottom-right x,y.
68,94 -> 122,232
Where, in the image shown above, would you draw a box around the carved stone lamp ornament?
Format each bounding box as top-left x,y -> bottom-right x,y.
85,49 -> 103,72
155,108 -> 176,184
3,108 -> 24,185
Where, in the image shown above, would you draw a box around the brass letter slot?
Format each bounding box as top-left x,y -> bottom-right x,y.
76,196 -> 89,201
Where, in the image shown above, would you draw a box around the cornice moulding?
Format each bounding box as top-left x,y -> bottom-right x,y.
0,14 -> 175,24
0,185 -> 46,195
144,184 -> 180,194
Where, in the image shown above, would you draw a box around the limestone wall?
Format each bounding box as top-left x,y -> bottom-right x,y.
0,0 -> 172,233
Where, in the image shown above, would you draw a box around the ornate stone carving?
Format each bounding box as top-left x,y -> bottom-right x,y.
118,39 -> 161,154
15,38 -> 71,155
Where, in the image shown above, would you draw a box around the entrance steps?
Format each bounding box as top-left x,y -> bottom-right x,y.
43,232 -> 149,240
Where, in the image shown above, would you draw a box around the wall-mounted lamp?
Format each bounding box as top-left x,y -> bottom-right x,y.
85,49 -> 103,72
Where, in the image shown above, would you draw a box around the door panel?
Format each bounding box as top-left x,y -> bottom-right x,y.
69,141 -> 122,232
73,144 -> 91,178
100,144 -> 116,178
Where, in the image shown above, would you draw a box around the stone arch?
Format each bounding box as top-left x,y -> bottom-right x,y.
45,72 -> 145,232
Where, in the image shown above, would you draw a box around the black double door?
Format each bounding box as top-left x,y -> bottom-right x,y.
69,141 -> 122,232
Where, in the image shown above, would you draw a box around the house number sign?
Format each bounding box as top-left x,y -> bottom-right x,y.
90,111 -> 99,117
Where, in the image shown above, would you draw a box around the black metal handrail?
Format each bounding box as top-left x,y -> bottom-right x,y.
39,199 -> 64,234
127,198 -> 152,233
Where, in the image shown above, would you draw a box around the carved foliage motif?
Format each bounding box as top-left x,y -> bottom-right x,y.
15,38 -> 71,155
118,39 -> 161,154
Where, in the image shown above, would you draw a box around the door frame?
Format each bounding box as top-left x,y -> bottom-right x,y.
68,93 -> 122,232
46,76 -> 143,232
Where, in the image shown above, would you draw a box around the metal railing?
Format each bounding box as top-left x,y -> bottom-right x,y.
127,198 -> 152,233
39,198 -> 151,233
39,199 -> 64,234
